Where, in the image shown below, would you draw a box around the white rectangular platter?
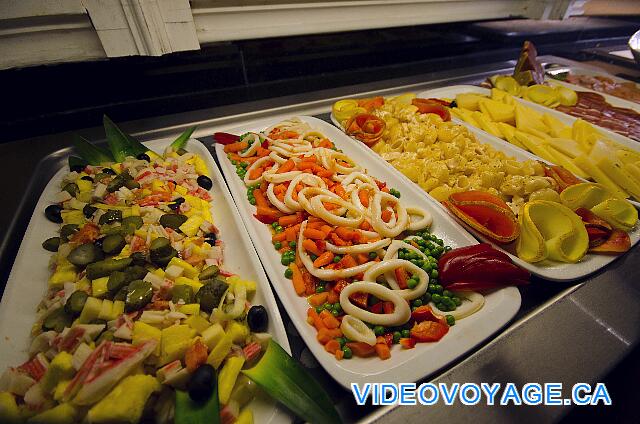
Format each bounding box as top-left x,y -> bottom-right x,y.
0,138 -> 291,424
215,115 -> 521,389
416,85 -> 640,281
544,77 -> 640,114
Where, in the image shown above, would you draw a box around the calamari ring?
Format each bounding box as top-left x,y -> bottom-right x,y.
370,191 -> 408,237
325,237 -> 391,255
243,156 -> 273,186
266,183 -> 295,214
310,194 -> 365,228
238,132 -> 261,158
340,315 -> 376,346
284,174 -> 326,211
298,187 -> 343,216
363,258 -> 429,300
429,291 -> 484,320
339,281 -> 411,326
406,206 -> 433,231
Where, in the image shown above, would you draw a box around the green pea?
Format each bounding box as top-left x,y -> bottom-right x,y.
280,256 -> 291,266
427,284 -> 436,293
407,279 -> 418,289
331,309 -> 340,317
323,303 -> 331,310
422,263 -> 433,272
431,270 -> 439,279
315,285 -> 326,294
342,346 -> 353,359
412,299 -> 423,307
453,297 -> 462,306
431,293 -> 442,303
274,241 -> 282,250
284,268 -> 293,279
393,331 -> 401,344
275,226 -> 283,233
434,284 -> 443,294
446,315 -> 455,326
310,253 -> 318,261
437,302 -> 448,312
333,255 -> 342,263
271,222 -> 278,229
444,246 -> 452,252
443,290 -> 453,298
422,293 -> 432,303
289,241 -> 297,248
368,252 -> 378,260
373,325 -> 385,336
333,303 -> 342,314
315,306 -> 323,314
401,329 -> 411,338
336,337 -> 346,347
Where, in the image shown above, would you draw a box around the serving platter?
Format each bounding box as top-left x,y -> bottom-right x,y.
330,92 -> 640,281
0,138 -> 291,424
215,115 -> 521,389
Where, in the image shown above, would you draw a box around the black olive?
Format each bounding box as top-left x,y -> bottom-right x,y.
196,175 -> 213,191
102,168 -> 116,175
81,176 -> 94,182
94,237 -> 105,249
168,202 -> 180,211
45,205 -> 63,223
204,232 -> 217,243
247,305 -> 269,332
136,153 -> 151,162
187,364 -> 216,402
70,164 -> 85,173
174,197 -> 185,204
83,204 -> 98,219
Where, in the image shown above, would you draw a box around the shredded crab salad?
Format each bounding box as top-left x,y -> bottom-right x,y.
0,144 -> 271,423
224,117 -> 485,361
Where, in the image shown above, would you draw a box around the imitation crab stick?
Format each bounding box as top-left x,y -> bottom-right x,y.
223,141 -> 249,153
290,263 -> 306,296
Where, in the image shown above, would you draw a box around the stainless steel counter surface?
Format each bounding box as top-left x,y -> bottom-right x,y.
1,56 -> 638,423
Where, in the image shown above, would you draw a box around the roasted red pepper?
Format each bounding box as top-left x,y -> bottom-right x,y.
410,321 -> 449,342
438,243 -> 530,291
411,305 -> 447,325
213,132 -> 240,145
411,98 -> 451,121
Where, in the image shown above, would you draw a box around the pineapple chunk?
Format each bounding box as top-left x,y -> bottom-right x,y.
179,215 -> 204,237
76,179 -> 93,193
78,297 -> 103,324
174,276 -> 203,293
91,277 -> 109,298
177,304 -> 200,315
0,392 -> 21,424
133,322 -> 162,355
185,315 -> 211,335
193,155 -> 210,177
167,257 -> 198,279
217,356 -> 245,404
111,301 -> 125,320
41,351 -> 75,393
28,403 -> 79,424
236,409 -> 254,424
160,325 -> 195,365
207,334 -> 232,369
98,299 -> 113,321
226,321 -> 249,344
61,210 -> 85,226
175,185 -> 188,195
201,323 -> 225,350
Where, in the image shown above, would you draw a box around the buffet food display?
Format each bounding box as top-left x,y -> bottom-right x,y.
0,41 -> 638,423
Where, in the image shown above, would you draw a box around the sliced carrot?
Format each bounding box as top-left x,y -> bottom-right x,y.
381,209 -> 393,223
248,167 -> 263,180
358,189 -> 370,207
302,270 -> 316,296
383,301 -> 395,314
317,328 -> 342,344
325,339 -> 341,354
335,227 -> 356,241
307,307 -> 325,331
302,239 -> 323,256
290,263 -> 305,296
340,255 -> 358,269
313,251 -> 335,268
285,226 -> 298,242
330,233 -> 348,246
320,225 -> 334,236
335,349 -> 345,360
318,139 -> 333,148
224,141 -> 249,153
375,337 -> 391,360
308,292 -> 328,307
253,189 -> 269,208
256,206 -> 283,220
359,220 -> 372,230
333,184 -> 347,200
327,289 -> 339,304
260,180 -> 268,192
278,214 -> 299,227
320,310 -> 341,329
271,232 -> 287,242
346,342 -> 376,357
394,267 -> 409,289
276,159 -> 295,174
298,161 -> 316,171
303,228 -> 327,240
356,253 -> 369,265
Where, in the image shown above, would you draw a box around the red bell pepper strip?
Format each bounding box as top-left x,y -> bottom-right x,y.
410,321 -> 449,342
213,132 -> 240,145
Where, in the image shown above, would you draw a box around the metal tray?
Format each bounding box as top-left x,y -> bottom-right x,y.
1,56 -> 639,424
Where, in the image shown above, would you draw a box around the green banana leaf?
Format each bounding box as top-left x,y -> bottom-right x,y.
242,340 -> 342,424
170,126 -> 197,151
174,382 -> 220,424
68,156 -> 87,171
72,135 -> 113,165
103,115 -> 150,161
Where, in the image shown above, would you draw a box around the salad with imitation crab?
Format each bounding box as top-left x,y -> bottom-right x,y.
0,118 -> 279,424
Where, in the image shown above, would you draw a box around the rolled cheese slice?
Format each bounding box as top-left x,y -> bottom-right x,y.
339,281 -> 411,326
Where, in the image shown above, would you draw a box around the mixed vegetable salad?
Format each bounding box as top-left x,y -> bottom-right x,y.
0,117 -> 340,424
217,117 -> 528,363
